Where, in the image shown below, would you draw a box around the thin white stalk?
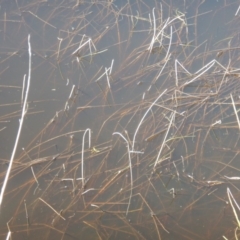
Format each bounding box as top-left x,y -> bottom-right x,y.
160,3 -> 163,27
6,231 -> 11,240
181,156 -> 185,172
217,60 -> 231,94
169,15 -> 184,25
165,26 -> 172,61
154,17 -> 170,42
81,49 -> 108,58
147,85 -> 152,92
148,8 -> 156,52
95,68 -> 108,82
109,59 -> 114,75
183,61 -> 215,86
96,60 -> 113,89
235,5 -> 240,16
230,94 -> 240,130
31,166 -> 39,185
91,204 -> 100,208
57,37 -> 62,59
72,38 -> 90,55
228,188 -> 240,211
105,67 -> 111,89
80,34 -> 85,46
148,13 -> 152,33
88,39 -> 92,56
197,59 -> 228,74
24,199 -> 28,222
151,13 -> 184,50
90,38 -> 97,52
62,178 -> 74,190
81,188 -> 96,195
227,188 -> 240,228
64,101 -> 69,111
211,120 -> 222,127
81,128 -> 91,188
0,35 -> 32,207
113,132 -> 132,216
39,198 -> 66,220
129,150 -> 144,154
21,74 -> 26,107
0,127 -> 6,132
173,162 -> 179,181
235,227 -> 239,240
149,17 -> 170,51
176,59 -> 192,74
6,217 -> 12,240
131,14 -> 134,27
153,112 -> 175,169
155,54 -> 171,82
135,11 -> 140,27
68,85 -> 75,99
168,188 -> 175,198
151,7 -> 156,48
132,89 -> 167,152
195,59 -> 216,74
175,59 -> 192,86
224,176 -> 240,180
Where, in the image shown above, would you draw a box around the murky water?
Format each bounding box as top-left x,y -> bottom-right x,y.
1,0 -> 240,239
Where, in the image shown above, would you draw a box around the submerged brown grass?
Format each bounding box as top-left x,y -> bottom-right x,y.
1,0 -> 240,239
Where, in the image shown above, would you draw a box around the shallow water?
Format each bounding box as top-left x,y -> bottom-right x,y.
1,0 -> 240,239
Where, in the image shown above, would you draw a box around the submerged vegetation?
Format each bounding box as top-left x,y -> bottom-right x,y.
1,0 -> 240,239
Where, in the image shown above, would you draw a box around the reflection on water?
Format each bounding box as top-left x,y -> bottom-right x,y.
1,0 -> 240,239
